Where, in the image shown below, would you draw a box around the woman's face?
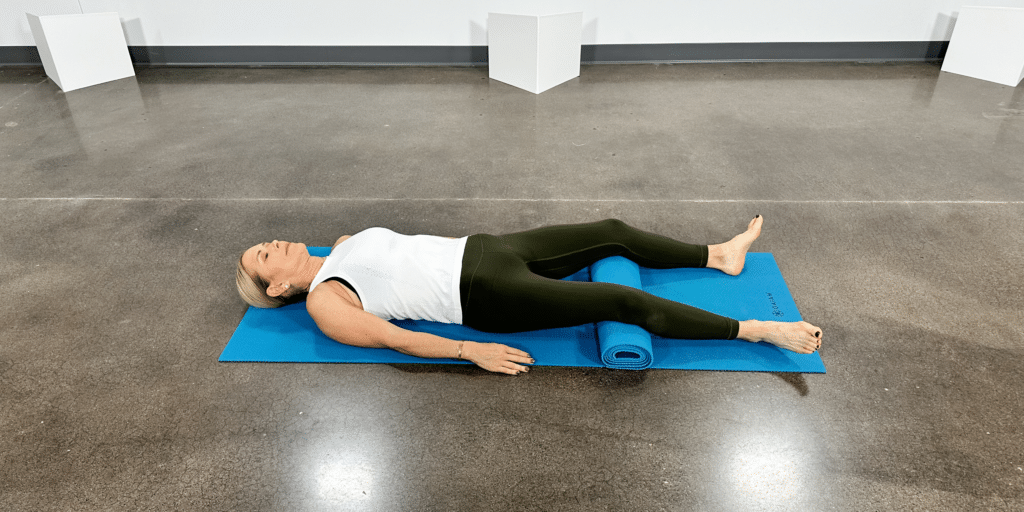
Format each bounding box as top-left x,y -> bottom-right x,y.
241,240 -> 308,293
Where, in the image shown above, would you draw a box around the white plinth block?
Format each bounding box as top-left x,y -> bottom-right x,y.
26,12 -> 135,93
941,6 -> 1024,87
488,12 -> 582,94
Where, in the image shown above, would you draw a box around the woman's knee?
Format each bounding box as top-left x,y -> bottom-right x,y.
590,218 -> 633,241
612,289 -> 659,325
597,218 -> 629,232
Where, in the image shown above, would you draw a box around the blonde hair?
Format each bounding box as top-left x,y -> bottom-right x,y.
235,254 -> 306,308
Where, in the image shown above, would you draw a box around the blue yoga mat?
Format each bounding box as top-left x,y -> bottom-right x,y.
221,247 -> 825,373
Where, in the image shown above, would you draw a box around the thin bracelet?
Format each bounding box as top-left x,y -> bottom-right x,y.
456,341 -> 464,360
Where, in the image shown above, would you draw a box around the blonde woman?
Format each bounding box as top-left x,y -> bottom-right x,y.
236,217 -> 823,375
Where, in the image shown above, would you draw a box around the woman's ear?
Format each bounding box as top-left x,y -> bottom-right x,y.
266,282 -> 290,298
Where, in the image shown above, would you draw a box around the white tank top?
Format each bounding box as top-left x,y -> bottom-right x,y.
309,227 -> 469,324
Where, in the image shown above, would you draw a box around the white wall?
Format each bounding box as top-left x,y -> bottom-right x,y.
4,0 -> 1024,47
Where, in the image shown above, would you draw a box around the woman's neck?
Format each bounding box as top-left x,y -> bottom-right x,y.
293,255 -> 326,293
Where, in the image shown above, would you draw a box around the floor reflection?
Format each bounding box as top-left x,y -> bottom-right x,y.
713,383 -> 820,509
61,76 -> 149,158
727,431 -> 806,503
316,458 -> 376,502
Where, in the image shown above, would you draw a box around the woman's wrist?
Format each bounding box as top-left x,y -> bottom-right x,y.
457,340 -> 477,361
459,341 -> 480,363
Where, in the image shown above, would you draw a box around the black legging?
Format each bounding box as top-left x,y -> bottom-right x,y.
458,219 -> 740,340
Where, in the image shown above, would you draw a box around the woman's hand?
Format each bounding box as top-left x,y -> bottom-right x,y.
463,341 -> 534,375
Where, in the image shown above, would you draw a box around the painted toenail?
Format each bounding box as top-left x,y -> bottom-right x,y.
815,331 -> 821,337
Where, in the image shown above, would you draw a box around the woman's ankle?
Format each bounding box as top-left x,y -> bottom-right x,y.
706,244 -> 724,270
736,320 -> 764,342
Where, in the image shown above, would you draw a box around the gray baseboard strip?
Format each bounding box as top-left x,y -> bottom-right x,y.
583,41 -> 948,63
1,46 -> 40,65
1,42 -> 948,67
126,45 -> 490,66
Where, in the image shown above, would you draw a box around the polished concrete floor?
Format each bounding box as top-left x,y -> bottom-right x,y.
1,62 -> 1022,511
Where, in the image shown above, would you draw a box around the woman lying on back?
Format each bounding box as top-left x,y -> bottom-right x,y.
236,217 -> 822,375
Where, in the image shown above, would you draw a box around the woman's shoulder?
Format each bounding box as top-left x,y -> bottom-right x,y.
335,227 -> 395,246
307,279 -> 362,312
332,235 -> 352,249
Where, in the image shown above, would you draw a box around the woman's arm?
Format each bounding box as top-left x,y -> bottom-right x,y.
307,282 -> 533,374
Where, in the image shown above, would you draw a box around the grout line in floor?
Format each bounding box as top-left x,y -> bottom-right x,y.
1,198 -> 1022,204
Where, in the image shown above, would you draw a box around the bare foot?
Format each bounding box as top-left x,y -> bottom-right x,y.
737,320 -> 823,354
707,215 -> 763,276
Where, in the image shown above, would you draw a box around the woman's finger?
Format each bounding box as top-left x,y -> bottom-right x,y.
506,347 -> 532,359
502,362 -> 528,374
507,353 -> 534,364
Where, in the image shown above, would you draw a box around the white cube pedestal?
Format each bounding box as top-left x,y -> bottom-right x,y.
941,6 -> 1024,87
26,12 -> 135,93
488,12 -> 582,94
